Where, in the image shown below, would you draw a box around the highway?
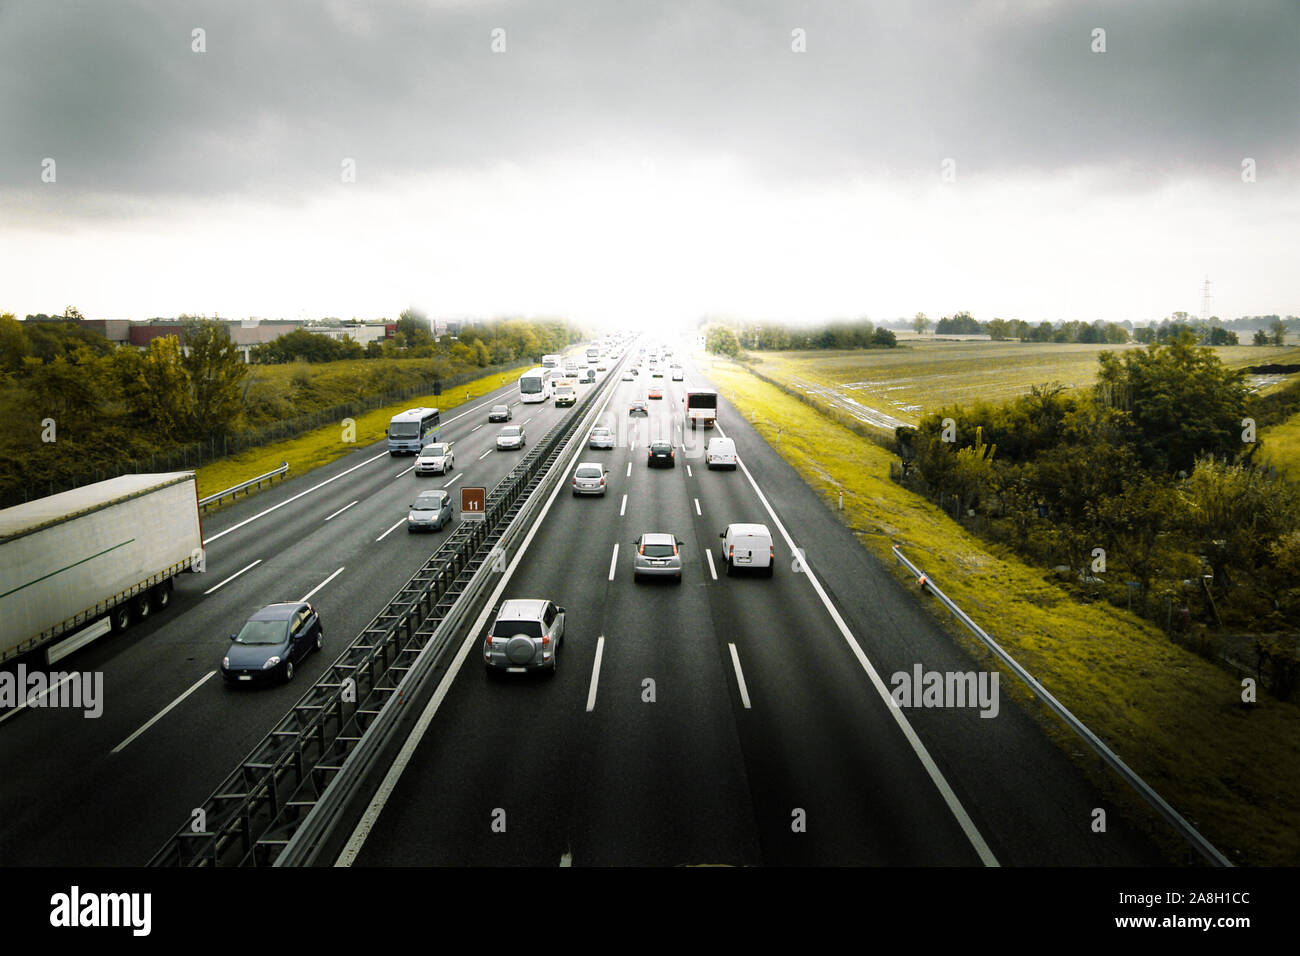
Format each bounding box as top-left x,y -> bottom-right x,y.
0,348 -> 1170,866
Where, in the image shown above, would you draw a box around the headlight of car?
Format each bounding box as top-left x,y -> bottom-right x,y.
222,656 -> 230,669
263,656 -> 281,669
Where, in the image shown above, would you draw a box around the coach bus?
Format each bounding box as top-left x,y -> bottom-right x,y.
388,406 -> 442,455
519,366 -> 554,404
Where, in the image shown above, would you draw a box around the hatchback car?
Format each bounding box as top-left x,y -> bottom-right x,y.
497,425 -> 526,450
415,441 -> 454,475
671,367 -> 684,381
621,370 -> 635,381
719,523 -> 775,577
488,404 -> 512,422
629,400 -> 649,417
408,489 -> 453,532
484,599 -> 566,675
572,462 -> 609,496
222,602 -> 322,684
647,387 -> 663,400
647,440 -> 675,467
633,533 -> 684,582
588,426 -> 615,449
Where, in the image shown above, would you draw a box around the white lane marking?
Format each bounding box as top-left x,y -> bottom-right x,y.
521,417 -> 533,425
717,425 -> 1000,867
608,543 -> 619,581
619,494 -> 627,517
395,464 -> 417,478
687,465 -> 693,477
375,518 -> 406,542
728,644 -> 751,709
112,671 -> 215,753
205,451 -> 389,543
301,567 -> 345,602
471,423 -> 483,432
336,379 -> 620,865
0,672 -> 78,725
325,500 -> 358,521
442,473 -> 462,488
586,635 -> 606,713
706,549 -> 718,580
479,449 -> 493,460
625,462 -> 632,477
203,559 -> 262,595
694,497 -> 701,516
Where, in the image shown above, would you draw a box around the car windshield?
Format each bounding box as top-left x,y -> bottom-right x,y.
576,466 -> 602,478
234,619 -> 288,646
642,543 -> 675,557
422,444 -> 448,456
492,405 -> 508,413
491,619 -> 543,638
414,494 -> 445,510
389,423 -> 420,438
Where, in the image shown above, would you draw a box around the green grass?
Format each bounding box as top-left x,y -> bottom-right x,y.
750,341 -> 1300,428
1261,412 -> 1300,480
193,368 -> 523,504
702,353 -> 1300,866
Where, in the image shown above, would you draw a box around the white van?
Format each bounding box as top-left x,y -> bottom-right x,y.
705,437 -> 737,470
719,523 -> 774,577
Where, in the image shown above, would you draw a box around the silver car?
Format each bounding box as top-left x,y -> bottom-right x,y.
588,426 -> 615,449
414,441 -> 454,475
632,532 -> 684,583
572,461 -> 608,496
483,599 -> 566,675
496,425 -> 526,450
407,490 -> 453,532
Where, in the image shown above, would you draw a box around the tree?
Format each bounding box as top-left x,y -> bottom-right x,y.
911,312 -> 930,335
0,313 -> 28,372
1271,318 -> 1288,346
1253,329 -> 1270,346
181,319 -> 247,440
705,326 -> 741,357
396,308 -> 434,349
871,327 -> 897,347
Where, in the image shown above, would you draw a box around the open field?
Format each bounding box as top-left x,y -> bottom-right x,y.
748,341 -> 1300,429
701,353 -> 1300,865
1262,412 -> 1300,480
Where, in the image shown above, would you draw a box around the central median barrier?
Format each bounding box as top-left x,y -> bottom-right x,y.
149,361 -> 623,867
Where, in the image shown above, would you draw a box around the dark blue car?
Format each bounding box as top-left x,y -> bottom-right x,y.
222,602 -> 322,685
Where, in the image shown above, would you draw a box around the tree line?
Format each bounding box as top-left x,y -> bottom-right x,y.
896,333 -> 1299,684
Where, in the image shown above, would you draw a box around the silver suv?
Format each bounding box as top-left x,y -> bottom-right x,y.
484,599 -> 566,675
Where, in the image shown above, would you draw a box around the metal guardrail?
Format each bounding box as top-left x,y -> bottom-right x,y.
890,543 -> 1232,867
149,362 -> 622,866
198,462 -> 289,512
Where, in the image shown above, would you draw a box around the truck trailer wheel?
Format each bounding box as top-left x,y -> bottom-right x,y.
109,604 -> 132,632
151,580 -> 173,612
131,592 -> 152,622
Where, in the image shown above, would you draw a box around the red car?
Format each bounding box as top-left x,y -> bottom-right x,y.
647,388 -> 663,400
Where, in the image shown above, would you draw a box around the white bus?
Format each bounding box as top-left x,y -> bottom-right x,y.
519,366 -> 554,403
541,354 -> 562,369
388,406 -> 442,455
586,346 -> 600,364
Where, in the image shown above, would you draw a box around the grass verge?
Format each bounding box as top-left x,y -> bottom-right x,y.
1261,411 -> 1300,481
702,354 -> 1300,866
193,368 -> 523,505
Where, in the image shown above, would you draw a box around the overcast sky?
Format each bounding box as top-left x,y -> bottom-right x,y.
2,0 -> 1296,329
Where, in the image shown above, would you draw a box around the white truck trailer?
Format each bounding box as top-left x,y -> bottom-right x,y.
0,473 -> 203,665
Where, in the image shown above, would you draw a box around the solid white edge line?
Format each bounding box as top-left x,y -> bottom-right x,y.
717,424 -> 999,867
375,518 -> 406,542
301,567 -> 345,603
728,643 -> 751,709
203,559 -> 262,595
324,500 -> 358,522
608,543 -> 619,581
205,451 -> 390,543
336,369 -> 622,866
705,548 -> 718,580
586,635 -> 605,712
112,671 -> 215,753
619,494 -> 627,517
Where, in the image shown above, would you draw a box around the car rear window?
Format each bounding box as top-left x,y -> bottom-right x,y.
492,619 -> 543,638
642,543 -> 675,557
501,426 -> 520,436
576,465 -> 602,478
